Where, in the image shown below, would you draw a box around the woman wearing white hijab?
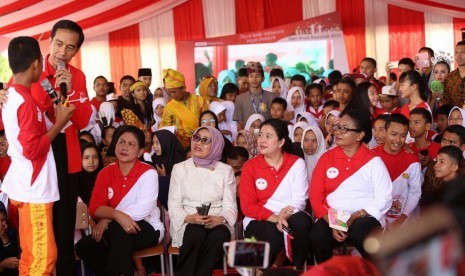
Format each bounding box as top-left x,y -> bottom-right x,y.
448,106 -> 465,127
297,111 -> 319,127
214,101 -> 238,142
291,121 -> 309,143
269,76 -> 288,99
286,87 -> 306,124
151,98 -> 166,132
244,114 -> 265,134
301,126 -> 325,183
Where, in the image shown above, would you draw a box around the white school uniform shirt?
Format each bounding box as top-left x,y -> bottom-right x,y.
2,84 -> 59,203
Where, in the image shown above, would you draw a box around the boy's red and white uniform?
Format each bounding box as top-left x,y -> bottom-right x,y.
372,146 -> 422,224
310,146 -> 392,227
239,153 -> 308,229
2,84 -> 59,202
89,160 -> 164,241
307,105 -> 324,122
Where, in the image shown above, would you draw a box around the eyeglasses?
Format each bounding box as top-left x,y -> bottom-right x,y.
332,124 -> 362,134
448,117 -> 463,123
192,134 -> 212,145
200,118 -> 216,124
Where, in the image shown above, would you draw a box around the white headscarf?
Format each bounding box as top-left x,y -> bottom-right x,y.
325,110 -> 341,125
291,122 -> 309,142
152,98 -> 166,122
151,98 -> 166,132
222,101 -> 235,123
448,106 -> 465,127
98,102 -> 116,127
297,111 -> 319,127
269,77 -> 288,99
286,87 -> 305,123
208,101 -> 226,115
244,114 -> 265,133
301,126 -> 325,183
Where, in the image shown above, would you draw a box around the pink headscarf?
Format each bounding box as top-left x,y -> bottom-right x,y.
191,126 -> 225,169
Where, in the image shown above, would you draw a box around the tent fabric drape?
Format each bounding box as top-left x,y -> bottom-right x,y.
364,0 -> 389,75
139,10 -> 177,88
235,0 -> 265,33
173,0 -> 205,41
388,4 -> 425,61
80,34 -> 112,96
424,12 -> 454,59
109,24 -> 141,87
263,0 -> 303,28
302,0 -> 336,19
336,0 -> 367,72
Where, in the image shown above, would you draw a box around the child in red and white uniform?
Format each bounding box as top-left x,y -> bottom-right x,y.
398,71 -> 431,119
372,114 -> 422,227
2,37 -> 75,275
408,108 -> 441,169
374,84 -> 400,116
305,84 -> 325,122
240,119 -> 312,271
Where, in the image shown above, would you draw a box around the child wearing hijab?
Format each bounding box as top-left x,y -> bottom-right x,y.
286,87 -> 306,123
324,110 -> 341,150
151,98 -> 166,132
301,126 -> 326,183
209,101 -> 237,142
151,129 -> 186,209
243,114 -> 265,158
79,142 -> 104,206
291,122 -> 310,143
297,111 -> 319,127
269,77 -> 287,99
221,101 -> 238,142
448,106 -> 465,127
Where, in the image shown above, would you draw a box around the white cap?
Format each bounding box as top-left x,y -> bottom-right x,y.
380,84 -> 397,97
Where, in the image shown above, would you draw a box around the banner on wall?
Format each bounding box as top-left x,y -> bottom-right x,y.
177,12 -> 348,93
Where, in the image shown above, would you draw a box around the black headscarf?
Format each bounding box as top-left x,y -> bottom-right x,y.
151,130 -> 185,175
78,142 -> 104,206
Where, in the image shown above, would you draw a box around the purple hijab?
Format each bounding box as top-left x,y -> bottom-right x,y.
192,126 -> 225,169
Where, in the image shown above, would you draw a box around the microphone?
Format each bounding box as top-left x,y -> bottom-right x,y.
57,60 -> 67,98
40,78 -> 60,105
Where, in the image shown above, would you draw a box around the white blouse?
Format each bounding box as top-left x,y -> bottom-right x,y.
168,158 -> 237,247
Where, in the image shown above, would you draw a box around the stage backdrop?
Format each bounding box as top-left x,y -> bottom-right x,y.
1,0 -> 465,99
178,12 -> 348,93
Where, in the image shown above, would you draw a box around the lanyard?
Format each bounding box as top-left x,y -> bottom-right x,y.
250,90 -> 263,114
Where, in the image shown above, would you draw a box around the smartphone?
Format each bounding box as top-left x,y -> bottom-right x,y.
388,61 -> 399,69
227,240 -> 270,268
281,224 -> 294,235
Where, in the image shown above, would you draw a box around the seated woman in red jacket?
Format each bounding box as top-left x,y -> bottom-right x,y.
76,125 -> 164,276
239,119 -> 312,272
310,109 -> 392,263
